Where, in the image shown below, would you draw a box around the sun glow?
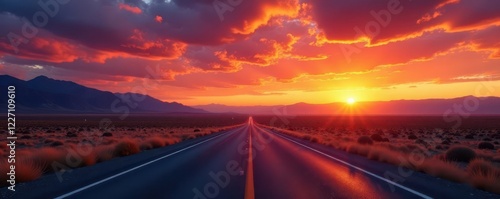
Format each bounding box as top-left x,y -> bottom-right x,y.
347,97 -> 356,105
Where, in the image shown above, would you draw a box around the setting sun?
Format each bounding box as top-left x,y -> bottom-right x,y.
347,97 -> 356,105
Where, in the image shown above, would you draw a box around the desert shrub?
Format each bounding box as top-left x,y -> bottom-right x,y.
367,147 -> 402,166
465,134 -> 475,139
357,136 -> 373,145
79,152 -> 97,167
467,159 -> 494,176
165,137 -> 181,146
370,134 -> 384,142
50,140 -> 64,147
445,146 -> 476,162
347,144 -> 370,156
140,142 -> 153,151
467,159 -> 500,194
302,135 -> 319,143
408,134 -> 418,140
29,148 -> 67,173
102,132 -> 113,137
44,139 -> 57,144
398,144 -> 427,155
493,156 -> 500,163
95,146 -> 115,162
66,132 -> 77,138
113,139 -> 140,157
147,137 -> 165,148
418,158 -> 466,183
140,137 -> 165,150
101,138 -> 117,145
415,139 -> 428,147
478,142 -> 495,150
20,135 -> 32,139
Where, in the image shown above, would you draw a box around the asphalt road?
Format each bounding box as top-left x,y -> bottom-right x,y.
1,117 -> 498,199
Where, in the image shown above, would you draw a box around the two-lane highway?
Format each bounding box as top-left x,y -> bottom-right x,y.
2,117 -> 497,199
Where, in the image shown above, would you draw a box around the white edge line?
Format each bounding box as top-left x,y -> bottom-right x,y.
55,129 -> 235,199
271,131 -> 433,199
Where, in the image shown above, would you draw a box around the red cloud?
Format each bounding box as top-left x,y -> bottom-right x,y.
155,15 -> 163,23
119,3 -> 142,14
0,37 -> 79,63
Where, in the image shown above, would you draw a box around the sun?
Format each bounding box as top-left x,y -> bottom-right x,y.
347,97 -> 356,105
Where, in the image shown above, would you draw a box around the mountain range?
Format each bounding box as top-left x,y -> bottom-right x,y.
0,75 -> 207,114
194,97 -> 500,115
1,75 -> 499,115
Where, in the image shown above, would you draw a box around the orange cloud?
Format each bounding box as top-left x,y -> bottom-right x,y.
119,3 -> 142,14
0,37 -> 79,63
229,0 -> 301,35
155,15 -> 163,23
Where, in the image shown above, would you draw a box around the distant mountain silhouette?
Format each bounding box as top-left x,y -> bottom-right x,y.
195,96 -> 500,115
0,75 -> 207,114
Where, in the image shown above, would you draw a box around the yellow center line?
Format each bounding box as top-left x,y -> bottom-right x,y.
244,124 -> 255,199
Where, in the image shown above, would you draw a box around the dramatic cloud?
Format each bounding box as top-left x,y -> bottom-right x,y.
310,0 -> 500,45
0,0 -> 499,105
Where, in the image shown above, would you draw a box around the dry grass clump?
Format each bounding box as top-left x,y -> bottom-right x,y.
492,155 -> 500,163
370,134 -> 388,142
366,146 -> 402,165
26,148 -> 67,173
478,142 -> 495,150
14,158 -> 44,183
139,136 -> 182,150
417,158 -> 467,183
445,146 -> 476,162
347,143 -> 370,156
466,159 -> 500,194
165,137 -> 181,145
95,145 -> 115,163
302,134 -> 320,143
357,136 -> 373,145
113,139 -> 140,157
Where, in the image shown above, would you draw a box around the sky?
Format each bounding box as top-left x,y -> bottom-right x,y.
0,0 -> 499,106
